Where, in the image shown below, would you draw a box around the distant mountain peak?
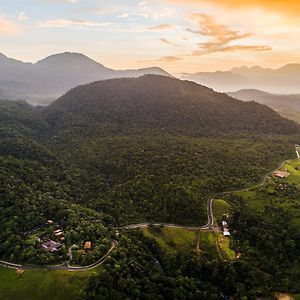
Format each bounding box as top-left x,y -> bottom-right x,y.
36,52 -> 106,68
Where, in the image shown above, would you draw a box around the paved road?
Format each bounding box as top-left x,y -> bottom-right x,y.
117,198 -> 215,231
0,152 -> 295,272
0,240 -> 118,271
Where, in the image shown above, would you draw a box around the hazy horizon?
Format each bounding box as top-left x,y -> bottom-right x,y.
1,0 -> 300,74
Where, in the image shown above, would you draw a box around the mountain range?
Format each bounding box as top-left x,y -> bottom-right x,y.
228,89 -> 300,123
0,52 -> 172,105
182,64 -> 300,94
228,89 -> 300,112
1,74 -> 299,298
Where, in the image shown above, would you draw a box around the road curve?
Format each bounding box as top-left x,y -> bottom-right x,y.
117,198 -> 214,231
0,240 -> 118,271
0,152 -> 295,272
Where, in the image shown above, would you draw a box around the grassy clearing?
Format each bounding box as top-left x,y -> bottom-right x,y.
229,159 -> 300,231
213,199 -> 232,225
0,266 -> 99,300
143,227 -> 197,253
199,232 -> 219,259
216,233 -> 236,261
283,160 -> 300,187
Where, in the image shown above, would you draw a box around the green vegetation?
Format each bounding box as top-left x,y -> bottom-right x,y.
0,266 -> 95,300
1,75 -> 300,298
213,199 -> 232,225
143,226 -> 197,253
223,159 -> 300,295
216,233 -> 236,261
199,232 -> 220,259
83,230 -> 275,299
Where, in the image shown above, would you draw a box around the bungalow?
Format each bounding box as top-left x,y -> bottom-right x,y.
274,170 -> 290,179
41,240 -> 62,252
84,241 -> 92,250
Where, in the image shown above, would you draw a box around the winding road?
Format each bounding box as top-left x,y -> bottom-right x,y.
117,198 -> 214,231
0,152 -> 295,272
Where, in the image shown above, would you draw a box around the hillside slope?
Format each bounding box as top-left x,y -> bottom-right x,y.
44,75 -> 299,138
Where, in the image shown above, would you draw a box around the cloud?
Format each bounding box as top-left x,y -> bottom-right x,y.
37,18 -> 113,29
148,24 -> 175,32
141,55 -> 184,62
188,14 -> 272,55
124,1 -> 174,20
165,0 -> 300,18
0,17 -> 19,35
17,12 -> 29,21
160,38 -> 177,46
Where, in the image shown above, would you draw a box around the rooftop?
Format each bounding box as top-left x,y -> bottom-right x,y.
41,240 -> 62,252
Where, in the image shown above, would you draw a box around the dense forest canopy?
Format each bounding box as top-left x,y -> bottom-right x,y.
0,75 -> 300,298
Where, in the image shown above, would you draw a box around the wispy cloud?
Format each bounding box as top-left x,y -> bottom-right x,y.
37,18 -> 113,29
121,1 -> 174,20
141,55 -> 183,62
160,38 -> 174,45
160,38 -> 178,46
188,14 -> 272,55
148,24 -> 175,32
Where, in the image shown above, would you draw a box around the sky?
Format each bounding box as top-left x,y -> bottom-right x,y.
1,0 -> 300,75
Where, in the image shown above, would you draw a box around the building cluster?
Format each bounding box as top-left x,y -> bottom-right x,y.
41,221 -> 65,253
222,220 -> 230,236
41,219 -> 93,254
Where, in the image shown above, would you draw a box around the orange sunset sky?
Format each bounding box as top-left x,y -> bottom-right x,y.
0,0 -> 299,74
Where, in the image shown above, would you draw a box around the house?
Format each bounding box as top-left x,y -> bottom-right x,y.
223,228 -> 230,236
41,240 -> 62,252
84,241 -> 92,250
274,170 -> 290,179
54,229 -> 64,237
222,221 -> 228,227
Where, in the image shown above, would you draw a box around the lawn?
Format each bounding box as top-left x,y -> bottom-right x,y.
284,160 -> 300,187
143,226 -> 197,253
213,199 -> 232,225
0,266 -> 99,300
200,232 -> 219,259
216,233 -> 236,261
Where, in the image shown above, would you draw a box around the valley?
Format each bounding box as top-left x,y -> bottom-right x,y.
0,75 -> 300,299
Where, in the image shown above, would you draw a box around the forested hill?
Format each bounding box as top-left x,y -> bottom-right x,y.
44,75 -> 299,138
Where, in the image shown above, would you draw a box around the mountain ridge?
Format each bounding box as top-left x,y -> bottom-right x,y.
44,75 -> 299,138
182,63 -> 300,94
0,52 -> 173,105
